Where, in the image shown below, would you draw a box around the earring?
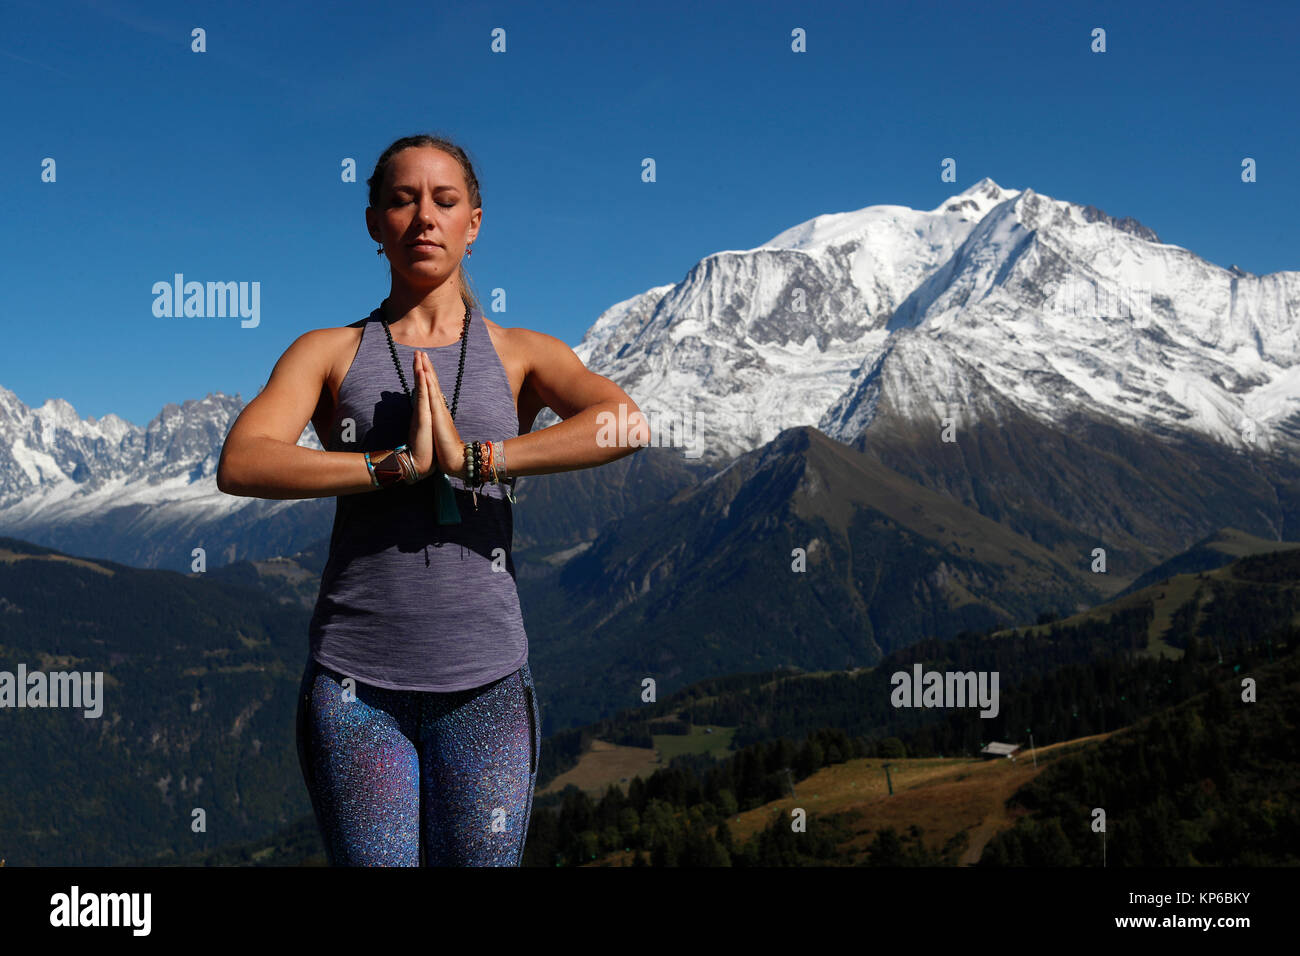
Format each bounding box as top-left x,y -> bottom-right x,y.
467,243 -> 473,257
376,243 -> 384,255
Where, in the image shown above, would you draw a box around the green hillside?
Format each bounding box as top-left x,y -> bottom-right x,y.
179,544 -> 1300,866
0,537 -> 313,865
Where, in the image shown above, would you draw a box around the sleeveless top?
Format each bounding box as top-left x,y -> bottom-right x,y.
307,304 -> 528,692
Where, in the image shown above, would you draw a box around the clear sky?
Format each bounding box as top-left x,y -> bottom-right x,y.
3,0 -> 1297,427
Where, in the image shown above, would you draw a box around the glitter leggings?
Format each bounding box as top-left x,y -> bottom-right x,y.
294,656 -> 540,866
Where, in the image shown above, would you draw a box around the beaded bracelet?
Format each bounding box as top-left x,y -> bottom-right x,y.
459,440 -> 518,503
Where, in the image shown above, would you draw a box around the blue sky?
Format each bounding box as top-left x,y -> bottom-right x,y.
3,0 -> 1297,427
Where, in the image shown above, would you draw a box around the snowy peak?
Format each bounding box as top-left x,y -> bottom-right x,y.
1077,202 -> 1160,243
931,176 -> 1017,217
141,392 -> 248,467
974,184 -> 1161,245
825,184 -> 1299,452
960,176 -> 1006,198
758,179 -> 1023,256
565,178 -> 1300,463
0,387 -> 318,520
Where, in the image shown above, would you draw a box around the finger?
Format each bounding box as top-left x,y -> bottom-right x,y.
431,351 -> 447,416
415,355 -> 429,420
422,350 -> 441,387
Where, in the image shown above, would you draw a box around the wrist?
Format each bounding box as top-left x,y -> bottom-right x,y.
368,445 -> 420,488
396,445 -> 421,484
364,449 -> 386,488
459,440 -> 508,485
462,441 -> 482,485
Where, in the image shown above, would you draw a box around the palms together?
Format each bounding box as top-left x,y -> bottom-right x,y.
409,349 -> 465,479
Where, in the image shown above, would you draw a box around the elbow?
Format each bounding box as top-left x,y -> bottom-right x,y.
215,448 -> 244,496
215,468 -> 236,497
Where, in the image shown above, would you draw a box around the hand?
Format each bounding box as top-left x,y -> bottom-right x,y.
406,350 -> 437,477
415,350 -> 466,478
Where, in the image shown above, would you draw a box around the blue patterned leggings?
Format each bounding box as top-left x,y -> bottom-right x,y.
294,656 -> 540,866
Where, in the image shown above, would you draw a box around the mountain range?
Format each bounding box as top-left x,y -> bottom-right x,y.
560,177 -> 1299,459
1,176 -> 1296,585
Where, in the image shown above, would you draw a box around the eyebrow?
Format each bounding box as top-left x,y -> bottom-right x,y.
392,183 -> 459,192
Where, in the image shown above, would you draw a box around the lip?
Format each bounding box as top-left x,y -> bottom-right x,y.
409,241 -> 441,248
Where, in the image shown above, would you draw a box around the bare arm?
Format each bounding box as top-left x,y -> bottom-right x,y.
216,330 -> 380,499
495,329 -> 648,478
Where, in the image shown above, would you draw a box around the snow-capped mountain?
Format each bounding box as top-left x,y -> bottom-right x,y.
825,184 -> 1299,452
0,388 -> 319,522
2,176 -> 1296,570
0,388 -> 327,567
561,177 -> 1300,460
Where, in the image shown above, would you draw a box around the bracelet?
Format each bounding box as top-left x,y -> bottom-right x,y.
368,445 -> 418,489
487,440 -> 512,483
462,441 -> 473,484
396,447 -> 420,484
497,440 -> 517,502
458,440 -> 516,502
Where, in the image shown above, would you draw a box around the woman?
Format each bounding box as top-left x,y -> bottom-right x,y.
216,134 -> 648,866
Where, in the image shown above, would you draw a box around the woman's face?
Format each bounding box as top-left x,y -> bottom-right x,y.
367,146 -> 481,289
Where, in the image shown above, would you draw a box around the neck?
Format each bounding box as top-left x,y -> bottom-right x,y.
383,283 -> 470,341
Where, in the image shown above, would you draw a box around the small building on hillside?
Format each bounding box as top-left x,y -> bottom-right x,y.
980,742 -> 1022,760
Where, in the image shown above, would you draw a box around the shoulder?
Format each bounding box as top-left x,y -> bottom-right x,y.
482,318 -> 574,367
308,316 -> 371,347
296,317 -> 367,344
281,322 -> 366,377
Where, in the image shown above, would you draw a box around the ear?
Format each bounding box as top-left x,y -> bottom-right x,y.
365,206 -> 381,244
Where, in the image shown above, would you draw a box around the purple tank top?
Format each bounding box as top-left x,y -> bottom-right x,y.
307,304 -> 528,691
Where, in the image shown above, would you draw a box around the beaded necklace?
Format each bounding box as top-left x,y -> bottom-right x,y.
380,299 -> 470,415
